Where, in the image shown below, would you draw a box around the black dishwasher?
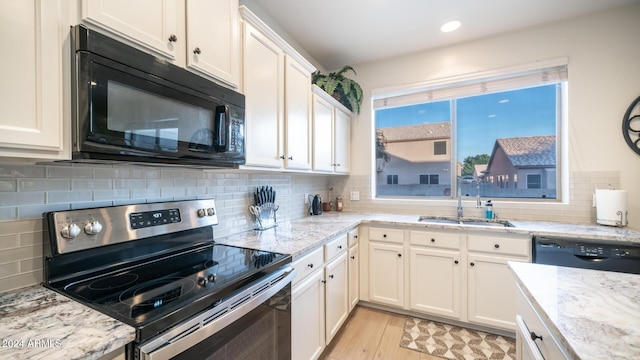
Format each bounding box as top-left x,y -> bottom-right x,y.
533,236 -> 640,274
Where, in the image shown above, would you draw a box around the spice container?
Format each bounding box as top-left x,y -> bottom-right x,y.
336,197 -> 343,211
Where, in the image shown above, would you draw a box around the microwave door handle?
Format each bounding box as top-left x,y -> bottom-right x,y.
213,105 -> 229,152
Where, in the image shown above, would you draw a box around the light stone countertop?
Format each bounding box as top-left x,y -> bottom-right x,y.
2,211 -> 640,360
509,262 -> 640,360
216,211 -> 640,258
0,285 -> 135,360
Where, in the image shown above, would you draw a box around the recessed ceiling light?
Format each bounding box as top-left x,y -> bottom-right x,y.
440,20 -> 461,33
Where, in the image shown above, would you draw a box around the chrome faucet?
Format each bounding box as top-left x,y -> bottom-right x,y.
457,175 -> 481,218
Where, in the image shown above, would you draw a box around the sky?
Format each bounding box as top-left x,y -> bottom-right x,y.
375,85 -> 557,160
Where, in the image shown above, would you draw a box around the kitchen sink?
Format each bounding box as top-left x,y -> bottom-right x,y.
418,216 -> 514,227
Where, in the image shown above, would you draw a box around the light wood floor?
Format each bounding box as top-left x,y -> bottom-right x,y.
319,306 -> 442,360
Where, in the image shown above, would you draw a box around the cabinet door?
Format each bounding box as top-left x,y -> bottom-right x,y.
348,243 -> 359,312
409,247 -> 461,319
369,242 -> 404,307
325,252 -> 348,344
242,22 -> 284,168
292,268 -> 325,360
82,0 -> 178,60
284,56 -> 312,170
468,253 -> 527,331
186,0 -> 239,88
312,94 -> 334,172
333,108 -> 351,173
0,0 -> 66,159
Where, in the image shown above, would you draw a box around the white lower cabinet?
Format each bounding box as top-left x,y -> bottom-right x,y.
291,232 -> 350,360
292,267 -> 325,360
324,252 -> 348,343
467,234 -> 531,331
347,228 -> 359,312
362,226 -> 531,334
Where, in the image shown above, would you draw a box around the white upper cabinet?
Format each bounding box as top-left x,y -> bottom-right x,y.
81,0 -> 179,60
0,0 -> 70,160
241,21 -> 284,168
186,0 -> 239,88
312,86 -> 352,174
239,6 -> 316,171
284,55 -> 312,170
81,0 -> 240,88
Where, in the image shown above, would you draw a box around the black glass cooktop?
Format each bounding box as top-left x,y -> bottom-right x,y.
52,243 -> 289,341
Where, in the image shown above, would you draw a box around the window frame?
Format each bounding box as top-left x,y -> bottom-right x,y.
371,59 -> 567,203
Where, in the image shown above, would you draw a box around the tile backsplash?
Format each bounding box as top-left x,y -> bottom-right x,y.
0,162 -> 331,293
0,162 -> 619,294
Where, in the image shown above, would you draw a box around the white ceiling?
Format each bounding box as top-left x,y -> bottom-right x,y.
242,0 -> 639,71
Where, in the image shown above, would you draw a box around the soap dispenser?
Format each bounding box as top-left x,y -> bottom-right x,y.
485,200 -> 493,219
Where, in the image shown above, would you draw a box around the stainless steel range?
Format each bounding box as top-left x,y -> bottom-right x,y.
43,199 -> 294,360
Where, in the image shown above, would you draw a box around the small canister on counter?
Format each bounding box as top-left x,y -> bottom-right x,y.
336,197 -> 343,211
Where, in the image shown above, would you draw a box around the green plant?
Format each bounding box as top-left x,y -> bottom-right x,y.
312,66 -> 363,114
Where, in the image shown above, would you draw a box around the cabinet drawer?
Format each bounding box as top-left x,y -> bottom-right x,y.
468,234 -> 531,258
409,230 -> 461,250
325,233 -> 348,261
368,228 -> 403,244
292,246 -> 324,286
348,228 -> 359,247
517,284 -> 569,359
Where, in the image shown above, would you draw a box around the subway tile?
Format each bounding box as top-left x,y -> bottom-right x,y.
20,231 -> 43,247
0,271 -> 41,293
0,234 -> 19,250
20,179 -> 70,191
93,189 -> 130,201
160,187 -> 187,198
0,180 -> 17,192
48,166 -> 93,179
130,188 -> 161,199
19,204 -> 69,219
46,190 -> 93,204
131,168 -> 160,179
0,164 -> 46,178
72,179 -> 113,190
114,179 -> 147,189
0,207 -> 18,222
0,262 -> 19,279
147,179 -> 174,188
0,192 -> 45,206
94,167 -> 131,179
20,257 -> 42,272
71,201 -> 112,209
0,244 -> 41,264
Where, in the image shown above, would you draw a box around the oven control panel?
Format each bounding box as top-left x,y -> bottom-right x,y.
47,199 -> 219,255
130,208 -> 181,230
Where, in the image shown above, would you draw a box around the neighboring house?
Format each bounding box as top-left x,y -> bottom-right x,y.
473,164 -> 487,182
484,135 -> 556,190
376,122 -> 451,195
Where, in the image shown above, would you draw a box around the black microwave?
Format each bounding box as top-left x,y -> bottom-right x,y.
71,25 -> 245,167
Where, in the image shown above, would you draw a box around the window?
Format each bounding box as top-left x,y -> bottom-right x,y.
434,141 -> 447,155
419,174 -> 440,184
373,62 -> 565,200
387,175 -> 398,184
527,174 -> 541,189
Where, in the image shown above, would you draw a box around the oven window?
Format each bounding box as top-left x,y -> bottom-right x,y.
173,285 -> 291,360
107,81 -> 213,153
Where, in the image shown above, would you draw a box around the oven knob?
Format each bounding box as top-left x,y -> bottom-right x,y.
84,220 -> 103,235
60,224 -> 81,239
207,208 -> 215,216
198,277 -> 208,286
207,274 -> 217,283
197,209 -> 206,218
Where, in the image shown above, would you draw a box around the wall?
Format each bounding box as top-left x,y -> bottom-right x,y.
0,162 -> 330,293
340,3 -> 639,224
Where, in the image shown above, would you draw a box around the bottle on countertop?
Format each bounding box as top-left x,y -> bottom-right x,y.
485,200 -> 493,219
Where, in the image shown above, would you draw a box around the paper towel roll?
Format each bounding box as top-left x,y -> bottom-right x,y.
595,189 -> 628,226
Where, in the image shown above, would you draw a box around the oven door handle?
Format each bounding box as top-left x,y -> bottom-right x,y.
138,265 -> 296,360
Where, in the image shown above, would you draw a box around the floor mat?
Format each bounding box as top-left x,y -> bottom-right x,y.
400,317 -> 516,360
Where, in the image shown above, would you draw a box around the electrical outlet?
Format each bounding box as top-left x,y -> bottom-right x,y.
304,193 -> 309,204
350,191 -> 360,201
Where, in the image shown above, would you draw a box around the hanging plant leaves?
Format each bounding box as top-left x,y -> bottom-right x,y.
311,66 -> 363,114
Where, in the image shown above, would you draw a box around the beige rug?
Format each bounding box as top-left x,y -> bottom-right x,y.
400,317 -> 516,360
